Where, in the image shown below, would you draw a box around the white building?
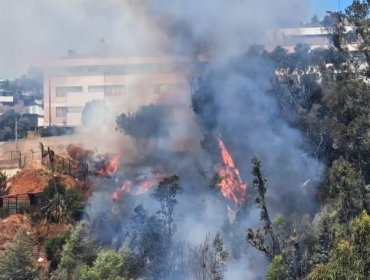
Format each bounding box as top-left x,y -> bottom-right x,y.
41,55 -> 207,127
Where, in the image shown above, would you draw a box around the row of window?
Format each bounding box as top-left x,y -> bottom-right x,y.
56,106 -> 83,117
56,83 -> 186,97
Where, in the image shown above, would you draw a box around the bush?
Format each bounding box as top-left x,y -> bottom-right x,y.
0,231 -> 38,280
76,250 -> 125,280
65,188 -> 85,221
44,231 -> 70,260
44,231 -> 70,272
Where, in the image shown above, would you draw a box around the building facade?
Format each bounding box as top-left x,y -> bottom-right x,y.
274,26 -> 357,52
42,55 -> 206,127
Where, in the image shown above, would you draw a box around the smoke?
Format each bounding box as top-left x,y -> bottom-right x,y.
0,0 -> 309,77
2,0 -> 325,278
79,1 -> 319,279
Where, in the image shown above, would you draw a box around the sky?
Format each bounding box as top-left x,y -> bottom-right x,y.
0,0 -> 356,78
310,0 -> 353,17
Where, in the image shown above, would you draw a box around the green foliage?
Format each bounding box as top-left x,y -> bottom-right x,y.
0,110 -> 33,141
75,250 -> 125,280
306,211 -> 370,280
327,158 -> 365,222
42,177 -> 84,223
59,223 -> 99,275
323,79 -> 370,169
273,214 -> 285,231
266,255 -> 289,280
44,231 -> 70,261
65,187 -> 84,219
0,231 -> 38,280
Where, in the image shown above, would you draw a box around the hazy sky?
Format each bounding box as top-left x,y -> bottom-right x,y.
0,0 -> 356,79
310,0 -> 352,16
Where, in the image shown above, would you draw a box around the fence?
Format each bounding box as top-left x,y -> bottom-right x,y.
0,192 -> 45,218
40,143 -> 88,180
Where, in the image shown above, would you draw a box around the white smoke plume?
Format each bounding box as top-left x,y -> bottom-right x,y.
2,1 -> 323,279
0,0 -> 309,77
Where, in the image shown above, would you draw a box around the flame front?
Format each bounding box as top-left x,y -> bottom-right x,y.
98,154 -> 121,176
217,138 -> 248,206
112,170 -> 165,201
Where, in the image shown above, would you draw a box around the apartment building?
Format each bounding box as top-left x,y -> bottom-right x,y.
274,26 -> 357,52
42,55 -> 207,127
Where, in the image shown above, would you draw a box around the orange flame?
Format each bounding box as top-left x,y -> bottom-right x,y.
112,180 -> 133,201
217,138 -> 248,206
98,154 -> 121,176
112,171 -> 166,201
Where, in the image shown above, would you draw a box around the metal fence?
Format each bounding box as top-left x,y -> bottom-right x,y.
40,143 -> 88,180
0,192 -> 45,218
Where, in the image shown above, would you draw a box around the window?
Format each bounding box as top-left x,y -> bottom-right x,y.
68,107 -> 83,113
88,86 -> 105,92
104,85 -> 126,96
56,107 -> 67,118
88,85 -> 126,96
56,86 -> 83,97
152,83 -> 187,94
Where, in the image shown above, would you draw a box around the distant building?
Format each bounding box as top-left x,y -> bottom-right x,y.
273,26 -> 357,52
41,55 -> 207,127
25,104 -> 44,127
0,89 -> 14,106
0,79 -> 14,106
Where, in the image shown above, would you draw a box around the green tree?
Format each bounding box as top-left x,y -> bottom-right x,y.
59,223 -> 99,276
327,158 -> 366,222
333,0 -> 370,69
65,188 -> 85,220
266,255 -> 289,280
0,231 -> 38,280
306,211 -> 370,280
75,250 -> 125,280
44,231 -> 70,271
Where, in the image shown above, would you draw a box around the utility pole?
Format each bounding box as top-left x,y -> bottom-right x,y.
15,116 -> 18,151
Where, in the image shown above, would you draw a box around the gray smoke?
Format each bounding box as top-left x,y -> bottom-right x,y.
81,1 -> 320,279
0,0 -> 309,77
2,0 -> 324,279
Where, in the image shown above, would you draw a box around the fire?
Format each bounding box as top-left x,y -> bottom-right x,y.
112,180 -> 133,201
112,170 -> 165,201
98,154 -> 121,176
217,137 -> 248,206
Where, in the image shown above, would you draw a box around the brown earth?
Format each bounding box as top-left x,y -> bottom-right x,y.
5,162 -> 80,196
0,214 -> 71,270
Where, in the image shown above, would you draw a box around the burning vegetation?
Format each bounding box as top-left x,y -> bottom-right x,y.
216,137 -> 248,206
2,1 -> 370,280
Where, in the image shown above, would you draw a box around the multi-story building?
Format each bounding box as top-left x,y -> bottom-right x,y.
274,26 -> 357,52
42,55 -> 207,127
